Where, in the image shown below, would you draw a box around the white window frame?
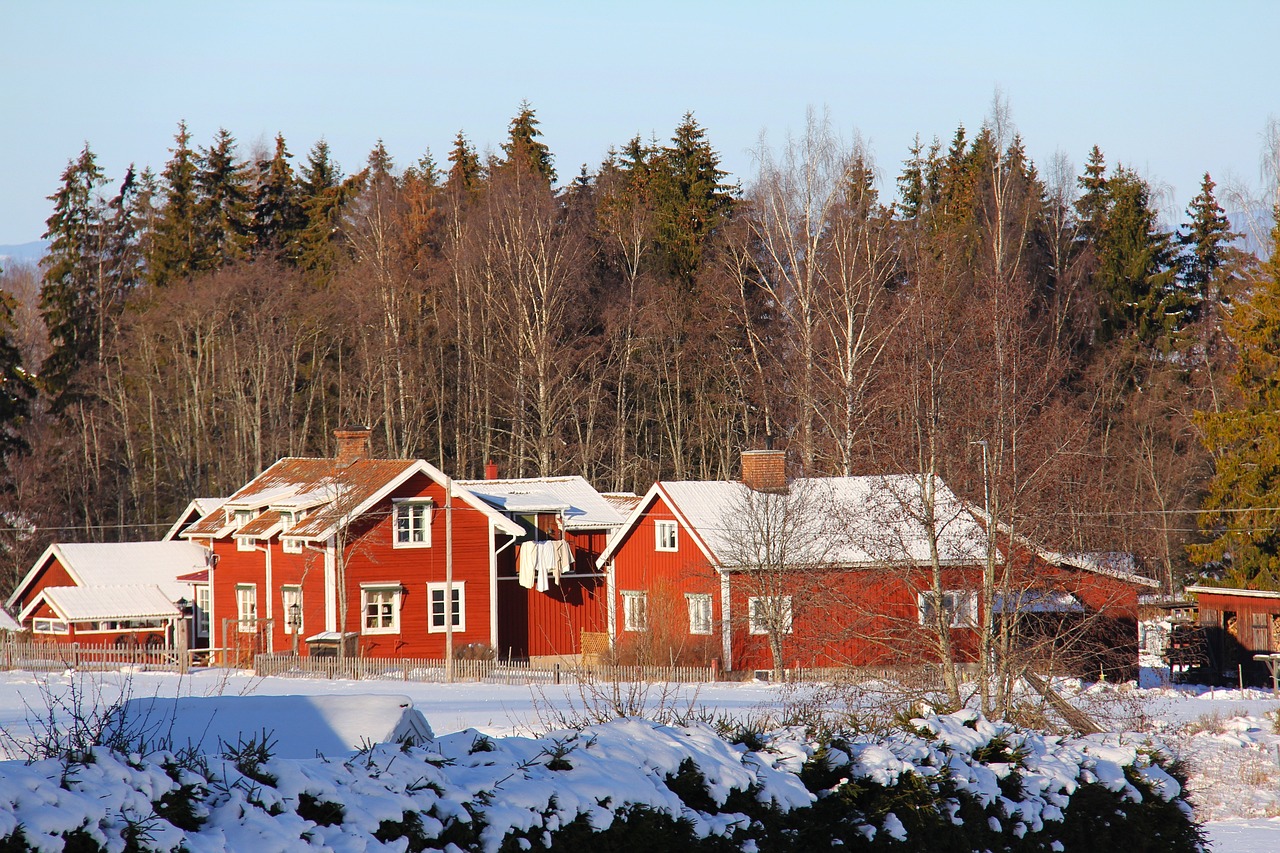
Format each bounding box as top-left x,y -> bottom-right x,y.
621,590 -> 648,632
654,520 -> 678,552
280,510 -> 303,554
32,618 -> 69,634
236,584 -> 258,632
686,593 -> 713,635
234,509 -> 256,551
918,590 -> 978,629
194,585 -> 211,639
427,581 -> 465,634
281,585 -> 303,634
748,596 -> 793,635
361,584 -> 402,634
393,499 -> 432,548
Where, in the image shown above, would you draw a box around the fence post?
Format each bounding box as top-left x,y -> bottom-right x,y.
555,663 -> 561,685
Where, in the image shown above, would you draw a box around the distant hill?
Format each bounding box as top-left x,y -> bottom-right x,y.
0,241 -> 48,266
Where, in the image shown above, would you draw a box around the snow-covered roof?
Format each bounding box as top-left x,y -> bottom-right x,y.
0,608 -> 18,632
23,585 -> 180,622
183,458 -> 523,542
162,498 -> 226,541
5,541 -> 213,610
457,476 -> 626,530
599,474 -> 991,569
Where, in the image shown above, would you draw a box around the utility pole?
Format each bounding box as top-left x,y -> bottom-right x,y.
445,473 -> 454,682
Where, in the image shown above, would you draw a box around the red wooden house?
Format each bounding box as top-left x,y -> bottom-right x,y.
5,541 -> 214,649
596,449 -> 1155,676
181,429 -> 524,659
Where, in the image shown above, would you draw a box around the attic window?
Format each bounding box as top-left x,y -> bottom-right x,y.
393,499 -> 432,548
655,520 -> 678,552
280,510 -> 303,554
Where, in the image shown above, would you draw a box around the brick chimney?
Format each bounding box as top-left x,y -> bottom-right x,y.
334,426 -> 372,467
485,460 -> 499,480
741,448 -> 787,493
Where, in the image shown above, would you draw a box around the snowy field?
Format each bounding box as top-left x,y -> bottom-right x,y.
0,668 -> 1277,850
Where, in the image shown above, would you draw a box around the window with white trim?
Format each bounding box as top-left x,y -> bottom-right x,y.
686,593 -> 713,635
32,618 -> 69,634
234,509 -> 256,551
621,590 -> 648,632
281,585 -> 302,634
194,585 -> 210,639
236,584 -> 257,632
393,500 -> 432,547
427,582 -> 465,633
280,510 -> 303,554
655,520 -> 678,552
362,585 -> 401,633
918,590 -> 978,628
748,596 -> 793,635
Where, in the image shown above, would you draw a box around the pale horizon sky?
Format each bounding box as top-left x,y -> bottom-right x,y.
2,0 -> 1277,246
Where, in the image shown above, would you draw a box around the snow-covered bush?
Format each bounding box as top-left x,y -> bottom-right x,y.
0,710 -> 1205,852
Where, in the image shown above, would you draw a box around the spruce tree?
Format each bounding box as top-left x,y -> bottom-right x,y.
195,127 -> 253,266
39,143 -> 107,400
1179,172 -> 1240,310
500,101 -> 555,183
1091,167 -> 1186,346
148,121 -> 201,286
896,135 -> 926,219
652,113 -> 735,288
252,133 -> 305,259
1074,145 -> 1109,244
445,131 -> 482,193
296,139 -> 353,279
1191,207 -> 1280,587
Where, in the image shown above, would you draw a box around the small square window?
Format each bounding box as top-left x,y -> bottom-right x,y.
362,586 -> 401,633
687,593 -> 713,635
918,590 -> 977,629
622,590 -> 648,632
394,500 -> 432,547
748,596 -> 792,635
655,520 -> 678,552
427,582 -> 465,633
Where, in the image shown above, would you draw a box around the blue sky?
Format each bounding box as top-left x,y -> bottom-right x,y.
2,0 -> 1276,245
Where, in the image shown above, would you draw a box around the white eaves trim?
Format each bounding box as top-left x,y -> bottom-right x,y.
1186,585 -> 1280,600
302,460 -> 525,542
595,482 -> 720,570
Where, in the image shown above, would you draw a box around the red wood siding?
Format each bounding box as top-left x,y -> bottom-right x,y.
495,528 -> 609,659
607,495 -> 722,665
208,472 -> 501,658
10,557 -> 75,614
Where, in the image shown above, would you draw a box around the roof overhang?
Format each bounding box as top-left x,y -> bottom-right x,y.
1186,585 -> 1280,600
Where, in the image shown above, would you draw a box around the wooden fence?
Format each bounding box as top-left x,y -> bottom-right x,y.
0,641 -> 188,673
252,653 -> 716,684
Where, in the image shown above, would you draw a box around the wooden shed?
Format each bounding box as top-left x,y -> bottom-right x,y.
1186,585 -> 1280,685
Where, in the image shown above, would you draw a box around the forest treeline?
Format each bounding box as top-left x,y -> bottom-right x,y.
1,101 -> 1278,594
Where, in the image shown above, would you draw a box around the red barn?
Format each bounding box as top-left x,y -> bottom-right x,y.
181,429 -> 524,660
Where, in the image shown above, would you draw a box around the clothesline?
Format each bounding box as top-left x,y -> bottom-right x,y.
517,539 -> 574,592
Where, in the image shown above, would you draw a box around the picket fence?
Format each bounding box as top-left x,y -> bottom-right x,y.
0,641 -> 187,673
252,653 -> 716,685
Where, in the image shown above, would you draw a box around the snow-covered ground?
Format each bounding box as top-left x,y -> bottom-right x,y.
0,668 -> 1276,850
